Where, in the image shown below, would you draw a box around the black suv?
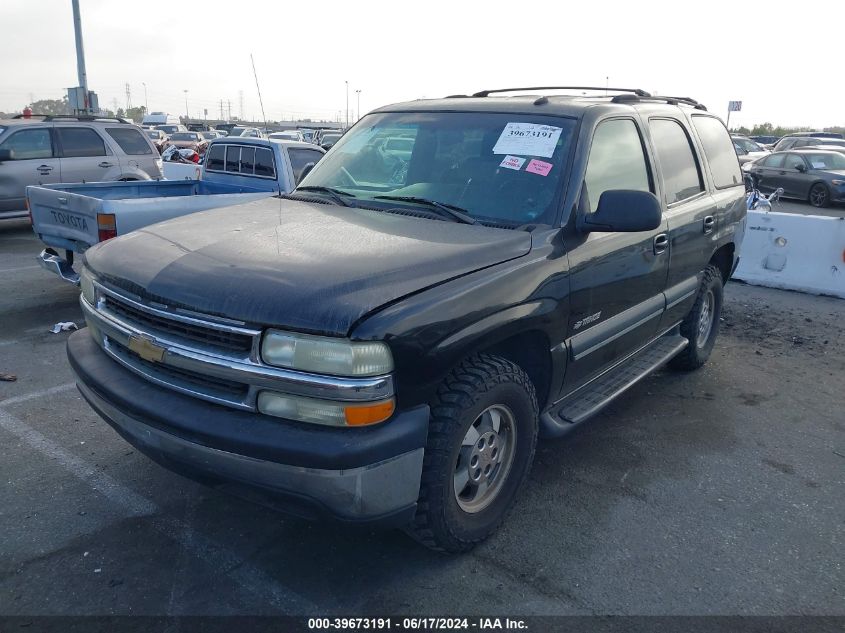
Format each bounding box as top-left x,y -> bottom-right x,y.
68,87 -> 747,552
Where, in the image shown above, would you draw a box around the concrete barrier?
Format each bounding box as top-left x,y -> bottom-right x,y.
733,210 -> 845,299
162,162 -> 201,180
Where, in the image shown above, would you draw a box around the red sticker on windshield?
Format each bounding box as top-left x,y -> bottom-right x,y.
526,159 -> 552,176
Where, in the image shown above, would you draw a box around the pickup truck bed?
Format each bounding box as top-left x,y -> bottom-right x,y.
28,138 -> 324,284
29,180 -> 272,282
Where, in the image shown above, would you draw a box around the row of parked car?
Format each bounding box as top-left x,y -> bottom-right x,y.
142,122 -> 345,156
731,131 -> 845,208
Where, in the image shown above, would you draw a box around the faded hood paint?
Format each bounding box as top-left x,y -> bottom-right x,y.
84,197 -> 532,336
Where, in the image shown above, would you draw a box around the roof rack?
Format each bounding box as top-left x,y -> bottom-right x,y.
12,114 -> 132,124
470,86 -> 652,98
610,94 -> 707,110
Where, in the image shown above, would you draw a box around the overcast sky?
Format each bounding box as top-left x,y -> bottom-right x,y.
1,0 -> 842,128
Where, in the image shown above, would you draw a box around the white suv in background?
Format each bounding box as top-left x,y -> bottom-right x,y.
0,115 -> 162,219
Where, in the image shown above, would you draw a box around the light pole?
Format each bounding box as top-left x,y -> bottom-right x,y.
355,89 -> 361,121
183,89 -> 189,120
345,81 -> 349,129
142,82 -> 148,113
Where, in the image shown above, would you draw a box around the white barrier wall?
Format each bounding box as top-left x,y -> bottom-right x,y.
733,210 -> 845,299
162,162 -> 201,180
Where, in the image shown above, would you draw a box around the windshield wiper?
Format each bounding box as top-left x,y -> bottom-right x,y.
373,195 -> 478,225
294,186 -> 356,207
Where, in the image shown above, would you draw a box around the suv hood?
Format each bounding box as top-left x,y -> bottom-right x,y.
85,197 -> 531,336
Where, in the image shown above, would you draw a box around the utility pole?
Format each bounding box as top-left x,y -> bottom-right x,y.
125,83 -> 132,111
71,0 -> 92,113
219,99 -> 224,120
183,89 -> 189,120
142,83 -> 148,113
356,89 -> 361,121
227,100 -> 232,120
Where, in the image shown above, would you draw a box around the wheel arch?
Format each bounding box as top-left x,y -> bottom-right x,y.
709,242 -> 735,284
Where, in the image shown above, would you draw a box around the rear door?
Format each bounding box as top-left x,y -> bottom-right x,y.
752,153 -> 785,192
55,126 -> 120,184
0,126 -> 60,211
563,116 -> 669,391
647,116 -> 713,329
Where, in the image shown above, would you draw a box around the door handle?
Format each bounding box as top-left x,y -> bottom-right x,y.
653,233 -> 669,255
703,216 -> 715,234
98,161 -> 113,168
37,165 -> 53,172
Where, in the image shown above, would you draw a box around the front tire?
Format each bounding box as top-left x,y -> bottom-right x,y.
407,354 -> 538,553
809,183 -> 830,208
670,264 -> 723,371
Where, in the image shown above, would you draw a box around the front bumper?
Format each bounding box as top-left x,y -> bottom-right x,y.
68,330 -> 429,525
37,248 -> 80,284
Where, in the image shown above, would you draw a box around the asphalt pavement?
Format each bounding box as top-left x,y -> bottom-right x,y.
1,217 -> 843,617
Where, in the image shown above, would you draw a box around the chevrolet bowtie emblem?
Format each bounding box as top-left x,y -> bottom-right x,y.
128,334 -> 166,363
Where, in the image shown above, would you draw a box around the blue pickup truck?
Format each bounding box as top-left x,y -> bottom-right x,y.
28,137 -> 325,283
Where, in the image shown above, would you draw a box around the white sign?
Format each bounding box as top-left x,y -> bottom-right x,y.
492,123 -> 562,158
499,155 -> 526,170
728,101 -> 743,112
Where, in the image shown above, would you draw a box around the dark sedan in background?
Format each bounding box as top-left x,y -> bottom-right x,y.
745,150 -> 845,207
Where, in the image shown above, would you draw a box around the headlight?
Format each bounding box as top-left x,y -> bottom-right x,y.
831,179 -> 844,186
80,267 -> 95,305
261,330 -> 393,377
257,391 -> 395,427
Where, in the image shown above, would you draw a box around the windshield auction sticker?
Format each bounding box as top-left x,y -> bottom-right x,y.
499,155 -> 526,170
492,123 -> 562,158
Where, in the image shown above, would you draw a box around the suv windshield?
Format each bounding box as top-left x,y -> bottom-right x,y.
300,111 -> 575,224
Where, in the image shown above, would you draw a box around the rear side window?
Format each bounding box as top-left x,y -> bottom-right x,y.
691,116 -> 743,189
288,148 -> 324,184
0,128 -> 54,160
255,148 -> 275,178
225,146 -> 240,172
240,147 -> 256,174
106,127 -> 152,155
57,127 -> 106,158
649,119 -> 704,203
582,119 -> 651,213
206,144 -> 224,171
761,154 -> 784,168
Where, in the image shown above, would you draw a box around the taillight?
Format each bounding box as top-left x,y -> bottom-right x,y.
97,213 -> 117,241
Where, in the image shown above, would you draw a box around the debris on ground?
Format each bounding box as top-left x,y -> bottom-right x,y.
0,372 -> 16,382
50,322 -> 78,334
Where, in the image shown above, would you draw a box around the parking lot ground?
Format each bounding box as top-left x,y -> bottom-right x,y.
1,217 -> 843,616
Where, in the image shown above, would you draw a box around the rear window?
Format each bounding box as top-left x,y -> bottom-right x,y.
106,127 -> 153,155
255,148 -> 275,177
649,119 -> 704,203
691,115 -> 743,189
56,127 -> 106,158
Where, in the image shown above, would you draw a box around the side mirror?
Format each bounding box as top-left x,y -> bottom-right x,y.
0,149 -> 15,162
581,190 -> 662,233
795,163 -> 806,172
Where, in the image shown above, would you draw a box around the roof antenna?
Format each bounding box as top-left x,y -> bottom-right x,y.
250,53 -> 267,131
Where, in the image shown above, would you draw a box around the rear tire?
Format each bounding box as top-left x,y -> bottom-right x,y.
809,183 -> 830,208
670,264 -> 723,371
407,354 -> 538,553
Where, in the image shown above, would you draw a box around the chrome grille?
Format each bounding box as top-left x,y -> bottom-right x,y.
103,294 -> 254,353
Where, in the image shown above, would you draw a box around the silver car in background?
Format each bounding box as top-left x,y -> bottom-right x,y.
0,115 -> 162,219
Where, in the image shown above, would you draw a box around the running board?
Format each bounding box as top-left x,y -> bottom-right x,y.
540,332 -> 688,437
